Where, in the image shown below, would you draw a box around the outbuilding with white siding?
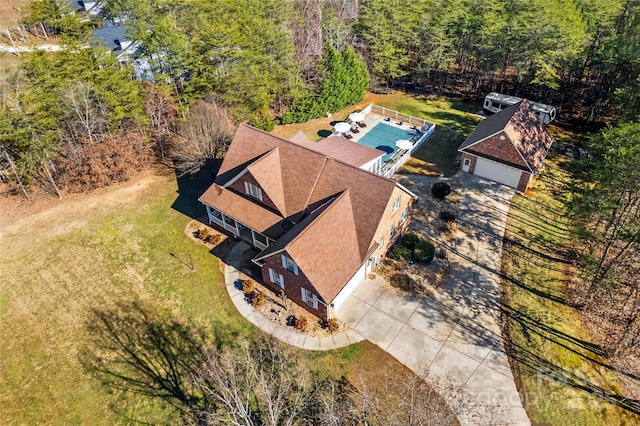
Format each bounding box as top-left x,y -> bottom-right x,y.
458,99 -> 554,192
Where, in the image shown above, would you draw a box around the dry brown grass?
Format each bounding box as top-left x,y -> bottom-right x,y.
0,0 -> 29,29
0,171 -> 242,424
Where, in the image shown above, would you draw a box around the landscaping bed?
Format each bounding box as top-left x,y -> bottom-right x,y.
186,220 -> 343,338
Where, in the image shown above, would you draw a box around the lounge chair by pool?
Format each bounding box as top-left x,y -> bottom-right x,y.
384,117 -> 391,122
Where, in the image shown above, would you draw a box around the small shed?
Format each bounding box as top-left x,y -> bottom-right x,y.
458,100 -> 554,192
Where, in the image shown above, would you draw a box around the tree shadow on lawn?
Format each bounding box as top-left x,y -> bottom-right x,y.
80,299 -> 210,422
420,241 -> 640,416
171,159 -> 221,220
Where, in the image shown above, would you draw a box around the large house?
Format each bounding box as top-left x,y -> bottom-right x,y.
458,99 -> 554,191
199,124 -> 417,320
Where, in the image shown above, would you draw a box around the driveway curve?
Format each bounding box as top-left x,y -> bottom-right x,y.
336,174 -> 529,425
222,173 -> 529,425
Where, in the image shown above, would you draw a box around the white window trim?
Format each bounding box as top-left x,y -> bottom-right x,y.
281,255 -> 298,275
268,268 -> 284,288
401,207 -> 408,222
244,181 -> 263,201
392,197 -> 400,214
390,223 -> 395,238
301,288 -> 318,309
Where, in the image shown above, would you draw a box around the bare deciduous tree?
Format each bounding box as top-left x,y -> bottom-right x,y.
142,82 -> 178,160
61,81 -> 109,144
192,336 -> 314,426
170,99 -> 234,176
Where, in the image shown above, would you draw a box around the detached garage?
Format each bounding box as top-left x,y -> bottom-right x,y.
458,99 -> 554,192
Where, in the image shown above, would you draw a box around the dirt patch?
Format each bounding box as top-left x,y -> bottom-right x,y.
0,168 -> 166,233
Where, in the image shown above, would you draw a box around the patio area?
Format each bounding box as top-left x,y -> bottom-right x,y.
333,105 -> 436,177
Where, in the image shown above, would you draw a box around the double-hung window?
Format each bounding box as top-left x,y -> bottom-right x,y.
281,255 -> 298,275
392,197 -> 400,214
244,181 -> 263,201
390,223 -> 395,238
401,207 -> 408,223
268,268 -> 284,288
301,288 -> 318,309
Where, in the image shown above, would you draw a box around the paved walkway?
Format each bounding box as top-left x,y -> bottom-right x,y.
224,243 -> 364,351
222,174 -> 530,425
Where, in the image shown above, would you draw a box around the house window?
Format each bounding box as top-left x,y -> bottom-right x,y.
464,159 -> 470,166
401,207 -> 408,223
390,223 -> 395,238
392,197 -> 400,214
244,181 -> 263,201
224,215 -> 236,227
301,288 -> 318,309
268,268 -> 284,288
254,232 -> 268,246
281,255 -> 298,275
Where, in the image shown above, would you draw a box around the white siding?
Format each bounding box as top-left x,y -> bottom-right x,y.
332,261 -> 367,313
474,157 -> 522,188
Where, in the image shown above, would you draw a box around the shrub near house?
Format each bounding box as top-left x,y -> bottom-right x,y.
390,233 -> 435,264
199,124 -> 417,320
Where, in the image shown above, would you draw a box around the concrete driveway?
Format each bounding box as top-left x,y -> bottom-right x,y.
336,174 -> 530,425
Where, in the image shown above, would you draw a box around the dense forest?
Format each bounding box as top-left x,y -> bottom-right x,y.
1,1 -> 638,422
0,0 -> 638,194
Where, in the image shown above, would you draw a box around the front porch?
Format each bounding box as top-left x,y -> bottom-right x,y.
204,205 -> 274,251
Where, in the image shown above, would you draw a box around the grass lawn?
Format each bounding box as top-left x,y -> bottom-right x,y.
0,169 -> 435,424
272,91 -> 482,177
501,145 -> 640,425
0,170 -> 247,424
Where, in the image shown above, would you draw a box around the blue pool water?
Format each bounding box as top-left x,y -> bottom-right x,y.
357,122 -> 414,163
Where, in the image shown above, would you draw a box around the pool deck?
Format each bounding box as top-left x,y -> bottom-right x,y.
347,112 -> 419,145
335,110 -> 431,176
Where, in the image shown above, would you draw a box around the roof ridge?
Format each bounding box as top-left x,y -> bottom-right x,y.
239,123 -> 398,185
302,155 -> 330,212
288,190 -> 353,249
504,124 -> 534,173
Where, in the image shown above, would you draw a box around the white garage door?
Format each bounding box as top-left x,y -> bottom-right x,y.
474,157 -> 522,188
333,261 -> 368,314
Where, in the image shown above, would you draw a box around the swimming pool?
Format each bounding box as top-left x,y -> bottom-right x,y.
356,122 -> 415,163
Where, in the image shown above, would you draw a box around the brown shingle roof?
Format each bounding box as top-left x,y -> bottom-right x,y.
202,124 -> 409,302
246,148 -> 287,215
288,131 -> 384,168
306,159 -> 396,259
199,184 -> 283,233
217,124 -> 329,217
458,100 -> 553,173
504,101 -> 554,173
286,191 -> 363,302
